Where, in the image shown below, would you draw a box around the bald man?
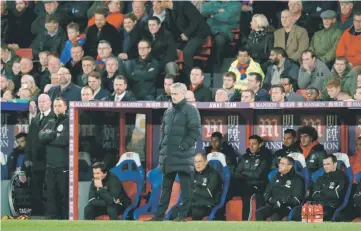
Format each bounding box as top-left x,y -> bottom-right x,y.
185,90 -> 196,102
24,93 -> 56,215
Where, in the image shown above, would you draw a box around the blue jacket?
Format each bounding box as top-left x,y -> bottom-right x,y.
60,35 -> 86,65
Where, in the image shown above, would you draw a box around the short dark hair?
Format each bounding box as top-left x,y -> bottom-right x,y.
195,152 -> 207,160
242,89 -> 255,98
82,56 -> 95,63
298,126 -> 318,141
211,132 -> 223,140
148,16 -> 161,25
249,72 -> 263,84
192,66 -> 204,75
271,84 -> 285,93
72,42 -> 83,49
284,129 -> 297,138
45,14 -> 58,24
124,12 -> 137,21
323,154 -> 337,164
237,48 -> 249,56
249,135 -> 263,144
82,86 -> 94,94
98,40 -> 111,47
67,22 -> 80,32
138,39 -> 152,48
54,97 -> 67,106
92,162 -> 107,173
88,71 -> 101,80
302,49 -> 316,59
271,47 -> 287,58
223,71 -> 237,82
280,75 -> 294,86
114,75 -> 128,84
307,87 -> 320,95
165,74 -> 175,80
94,8 -> 108,18
354,11 -> 361,18
281,156 -> 295,166
15,132 -> 27,140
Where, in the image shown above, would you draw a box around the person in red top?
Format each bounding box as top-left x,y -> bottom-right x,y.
350,136 -> 361,183
88,0 -> 124,31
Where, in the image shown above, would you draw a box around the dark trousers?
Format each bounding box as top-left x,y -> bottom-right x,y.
179,37 -> 207,78
292,205 -> 336,221
171,205 -> 212,220
239,185 -> 265,221
84,204 -> 126,220
256,205 -> 291,221
45,167 -> 69,219
31,170 -> 46,215
155,171 -> 192,218
213,32 -> 229,64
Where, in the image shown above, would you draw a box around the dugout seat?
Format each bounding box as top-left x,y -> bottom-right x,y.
95,152 -> 144,220
353,171 -> 361,222
312,153 -> 353,222
78,152 -> 92,181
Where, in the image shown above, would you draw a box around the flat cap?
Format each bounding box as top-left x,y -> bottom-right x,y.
321,10 -> 337,19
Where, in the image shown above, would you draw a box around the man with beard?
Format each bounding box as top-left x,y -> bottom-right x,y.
7,132 -> 27,178
271,129 -> 302,169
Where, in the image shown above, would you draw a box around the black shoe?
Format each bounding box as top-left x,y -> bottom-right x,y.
173,216 -> 186,222
147,215 -> 164,221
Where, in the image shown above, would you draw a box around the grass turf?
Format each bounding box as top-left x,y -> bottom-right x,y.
1,221 -> 361,231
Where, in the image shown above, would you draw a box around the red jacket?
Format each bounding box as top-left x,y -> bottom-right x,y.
336,26 -> 361,67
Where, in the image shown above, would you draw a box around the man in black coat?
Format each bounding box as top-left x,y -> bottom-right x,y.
84,162 -> 131,220
24,94 -> 56,215
7,132 -> 27,178
83,9 -> 119,58
156,74 -> 174,102
39,97 -> 69,219
161,0 -> 212,77
188,67 -> 213,102
149,82 -> 201,221
257,156 -> 304,221
104,75 -> 136,102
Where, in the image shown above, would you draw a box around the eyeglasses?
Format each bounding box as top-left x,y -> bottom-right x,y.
138,47 -> 149,50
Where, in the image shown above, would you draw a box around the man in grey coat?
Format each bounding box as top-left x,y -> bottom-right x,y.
149,83 -> 201,221
298,49 -> 330,89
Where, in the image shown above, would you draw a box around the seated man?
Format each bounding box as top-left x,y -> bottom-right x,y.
256,156 -> 304,221
156,74 -> 174,102
271,129 -> 301,169
270,84 -> 286,103
305,87 -> 321,101
325,77 -> 342,101
281,76 -> 304,102
84,162 -> 131,220
247,72 -> 270,102
215,89 -> 228,102
188,67 -> 212,102
241,89 -> 255,103
223,72 -> 241,102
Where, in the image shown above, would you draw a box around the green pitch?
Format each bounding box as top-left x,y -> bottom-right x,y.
1,221 -> 361,231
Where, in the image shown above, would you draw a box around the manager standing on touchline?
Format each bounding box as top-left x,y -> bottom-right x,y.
149,83 -> 201,222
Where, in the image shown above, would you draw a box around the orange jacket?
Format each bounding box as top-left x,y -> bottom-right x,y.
350,150 -> 361,183
336,27 -> 361,67
88,12 -> 124,31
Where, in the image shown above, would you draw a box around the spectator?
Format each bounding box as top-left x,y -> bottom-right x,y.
39,97 -> 69,219
87,71 -> 109,100
337,0 -> 355,31
87,1 -> 108,19
297,126 -> 327,176
118,13 -> 142,61
1,44 -> 18,75
185,90 -> 196,103
270,84 -> 286,102
336,11 -> 361,74
257,156 -> 304,221
223,72 -> 241,102
88,0 -> 124,31
350,137 -> 361,183
152,0 -> 166,24
0,74 -> 13,97
1,89 -> 15,101
215,89 -> 228,102
18,87 -> 32,101
321,56 -> 357,100
247,72 -> 270,102
24,93 -> 55,215
305,87 -> 321,101
81,86 -> 94,102
161,0 -> 212,77
281,76 -> 304,101
188,67 -> 212,102
274,10 -> 309,62
65,43 -> 84,84
337,91 -> 353,101
125,40 -> 159,100
7,132 -> 27,179
298,50 -> 330,90
47,67 -> 81,105
246,14 -> 274,66
1,1 -> 9,44
202,0 -> 241,64
31,14 -> 66,59
77,56 -> 96,87
234,135 -> 271,221
41,55 -> 61,90
271,129 -> 301,169
20,75 -> 40,98
84,162 -> 131,220
264,47 -> 300,90
354,86 -> 361,100
156,74 -> 174,102
31,1 -> 67,36
310,10 -> 343,68
228,48 -> 265,91
9,59 -> 21,91
132,1 -> 148,29
60,22 -> 86,65
83,9 -> 119,59
38,51 -> 50,81
105,75 -> 136,102
146,16 -> 178,76
241,89 -> 255,103
103,57 -> 125,94
61,1 -> 90,32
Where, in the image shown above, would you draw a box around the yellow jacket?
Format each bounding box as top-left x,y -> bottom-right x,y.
228,58 -> 265,90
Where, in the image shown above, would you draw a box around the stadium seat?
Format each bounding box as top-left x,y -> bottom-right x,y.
352,171 -> 361,222
296,89 -> 307,98
133,168 -> 163,221
95,152 -> 145,220
176,49 -> 184,70
194,36 -> 212,61
78,152 -> 92,181
15,48 -> 33,60
312,153 -> 353,221
230,27 -> 240,47
226,197 -> 243,221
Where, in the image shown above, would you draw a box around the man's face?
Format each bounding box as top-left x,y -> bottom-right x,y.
114,79 -> 127,95
354,15 -> 361,31
281,78 -> 292,93
98,44 -> 112,60
354,88 -> 361,101
12,62 -> 20,74
94,14 -> 106,29
38,95 -> 51,112
0,48 -> 9,60
327,86 -> 340,99
334,60 -> 347,74
190,69 -> 204,86
279,158 -> 292,174
185,91 -> 195,102
53,99 -> 67,115
170,87 -> 185,104
210,137 -> 221,150
0,76 -> 8,90
57,68 -> 71,85
108,0 -> 121,13
44,1 -> 58,14
305,89 -> 319,101
301,53 -> 315,69
241,92 -> 254,103
71,47 -> 84,62
82,60 -> 95,74
45,21 -> 58,33
281,11 -> 293,28
67,28 -> 79,41
123,18 -> 136,32
288,0 -> 302,14
138,41 -> 151,58
340,2 -> 353,15
249,139 -> 261,153
133,1 -> 145,19
323,18 -> 336,29
164,78 -> 174,94
356,138 -> 361,151
16,136 -> 26,149
247,75 -> 259,91
300,134 -> 313,147
194,155 -> 207,172
153,0 -> 164,14
93,168 -> 107,180
223,76 -> 235,90
283,132 -> 295,147
237,51 -> 249,65
20,59 -> 33,74
323,157 -> 337,173
271,87 -> 285,102
39,53 -> 48,67
81,88 -> 94,101
215,90 -> 228,102
106,59 -> 118,74
88,76 -> 101,91
15,1 -> 26,12
269,51 -> 281,65
48,56 -> 61,74
148,20 -> 161,35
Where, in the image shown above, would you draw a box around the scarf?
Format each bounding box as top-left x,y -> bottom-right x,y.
249,29 -> 267,44
236,60 -> 250,80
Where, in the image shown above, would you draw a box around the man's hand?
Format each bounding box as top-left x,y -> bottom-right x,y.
94,179 -> 103,189
114,199 -> 123,205
8,44 -> 19,50
218,8 -> 225,13
242,5 -> 251,12
181,33 -> 188,41
302,63 -> 311,72
118,53 -> 128,60
29,101 -> 36,114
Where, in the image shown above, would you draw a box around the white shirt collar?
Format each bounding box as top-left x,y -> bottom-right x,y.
42,108 -> 51,117
153,10 -> 166,23
115,91 -> 126,101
